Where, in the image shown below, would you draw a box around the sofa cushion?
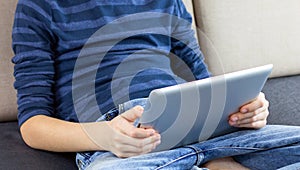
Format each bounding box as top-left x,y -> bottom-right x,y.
193,0 -> 300,78
0,122 -> 77,169
262,75 -> 300,126
0,1 -> 18,122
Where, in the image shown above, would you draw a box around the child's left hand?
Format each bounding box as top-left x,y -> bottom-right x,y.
229,92 -> 270,129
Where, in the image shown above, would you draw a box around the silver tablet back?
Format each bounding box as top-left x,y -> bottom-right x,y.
139,64 -> 273,152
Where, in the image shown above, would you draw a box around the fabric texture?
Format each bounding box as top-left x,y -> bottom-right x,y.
0,122 -> 77,170
263,74 -> 300,126
0,0 -> 18,122
12,0 -> 209,126
193,0 -> 300,78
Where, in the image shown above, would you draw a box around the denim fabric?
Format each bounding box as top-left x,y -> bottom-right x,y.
277,162 -> 300,170
76,98 -> 300,170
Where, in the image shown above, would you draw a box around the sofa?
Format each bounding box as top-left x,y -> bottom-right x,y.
0,0 -> 299,169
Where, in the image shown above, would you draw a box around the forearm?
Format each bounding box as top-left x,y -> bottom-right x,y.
20,107 -> 161,158
20,115 -> 104,152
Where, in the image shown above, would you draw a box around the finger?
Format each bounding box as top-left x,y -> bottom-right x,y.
114,127 -> 160,146
113,133 -> 161,155
123,127 -> 157,139
114,140 -> 160,158
239,109 -> 269,125
230,110 -> 269,129
125,133 -> 161,148
114,137 -> 161,158
229,107 -> 269,126
113,106 -> 156,138
230,110 -> 268,127
230,104 -> 268,123
234,120 -> 267,129
229,112 -> 254,123
116,117 -> 156,138
120,106 -> 144,122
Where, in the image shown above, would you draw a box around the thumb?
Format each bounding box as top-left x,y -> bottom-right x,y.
120,106 -> 144,122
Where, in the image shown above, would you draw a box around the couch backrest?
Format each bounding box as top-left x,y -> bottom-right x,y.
0,1 -> 18,122
193,0 -> 300,77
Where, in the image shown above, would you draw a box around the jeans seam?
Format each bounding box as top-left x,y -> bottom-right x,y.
198,146 -> 269,165
199,146 -> 269,153
154,151 -> 198,170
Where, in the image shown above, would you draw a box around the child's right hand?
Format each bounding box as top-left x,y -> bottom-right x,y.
95,106 -> 161,158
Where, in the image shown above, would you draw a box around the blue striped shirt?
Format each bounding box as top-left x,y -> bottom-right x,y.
12,0 -> 210,126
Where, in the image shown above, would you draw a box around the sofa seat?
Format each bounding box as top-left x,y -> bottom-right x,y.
263,75 -> 300,126
0,121 -> 77,169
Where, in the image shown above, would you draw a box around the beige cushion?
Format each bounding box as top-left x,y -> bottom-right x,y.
193,0 -> 300,77
0,1 -> 18,121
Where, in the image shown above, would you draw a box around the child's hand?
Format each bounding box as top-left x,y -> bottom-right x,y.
229,92 -> 269,129
104,106 -> 161,158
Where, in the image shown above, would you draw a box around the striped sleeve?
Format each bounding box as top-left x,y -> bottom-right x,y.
12,0 -> 56,126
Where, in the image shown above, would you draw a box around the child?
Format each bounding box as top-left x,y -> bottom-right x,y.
12,0 -> 300,169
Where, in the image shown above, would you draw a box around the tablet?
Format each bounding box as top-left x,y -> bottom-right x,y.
139,64 -> 273,152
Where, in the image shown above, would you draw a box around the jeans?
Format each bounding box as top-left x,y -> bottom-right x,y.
76,98 -> 300,170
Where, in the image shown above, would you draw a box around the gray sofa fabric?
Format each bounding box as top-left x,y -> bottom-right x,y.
263,75 -> 300,126
0,122 -> 77,170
